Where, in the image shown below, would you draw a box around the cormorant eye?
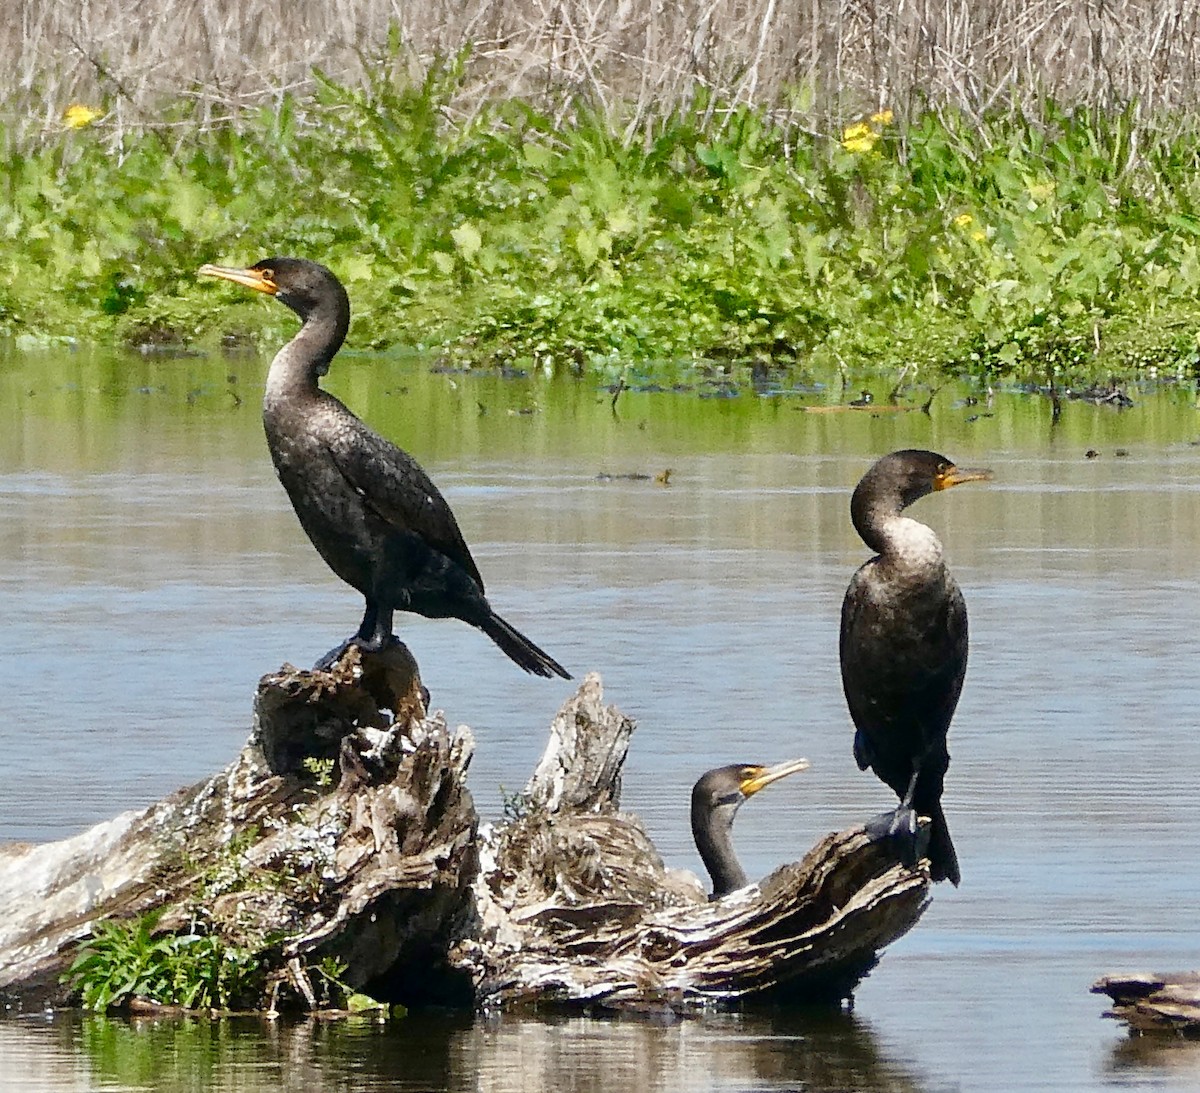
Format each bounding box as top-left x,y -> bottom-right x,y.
260,268 -> 274,282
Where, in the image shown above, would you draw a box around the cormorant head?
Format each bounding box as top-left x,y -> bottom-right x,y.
199,257 -> 349,324
691,759 -> 810,895
691,758 -> 810,817
199,257 -> 351,377
853,449 -> 993,517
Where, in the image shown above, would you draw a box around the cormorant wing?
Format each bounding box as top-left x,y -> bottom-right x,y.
839,575 -> 880,771
839,566 -> 969,761
320,421 -> 487,593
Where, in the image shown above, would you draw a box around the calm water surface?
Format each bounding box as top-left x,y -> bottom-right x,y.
2,349 -> 1199,1091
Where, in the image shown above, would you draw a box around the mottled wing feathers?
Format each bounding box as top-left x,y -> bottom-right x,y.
319,415 -> 486,592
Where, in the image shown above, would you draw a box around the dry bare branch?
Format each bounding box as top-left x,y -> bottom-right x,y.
7,0 -> 1200,147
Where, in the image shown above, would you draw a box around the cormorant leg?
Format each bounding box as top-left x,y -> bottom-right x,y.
355,603 -> 396,652
313,602 -> 396,670
354,601 -> 380,642
864,768 -> 928,867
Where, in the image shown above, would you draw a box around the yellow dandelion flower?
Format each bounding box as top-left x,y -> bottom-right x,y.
954,213 -> 974,229
842,134 -> 879,154
971,230 -> 986,243
870,109 -> 894,126
63,104 -> 101,129
841,122 -> 880,154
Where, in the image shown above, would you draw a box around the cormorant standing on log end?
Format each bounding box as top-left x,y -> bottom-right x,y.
839,449 -> 991,885
199,257 -> 570,679
691,759 -> 810,898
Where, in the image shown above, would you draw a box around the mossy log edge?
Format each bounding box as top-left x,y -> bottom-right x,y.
0,648 -> 931,1014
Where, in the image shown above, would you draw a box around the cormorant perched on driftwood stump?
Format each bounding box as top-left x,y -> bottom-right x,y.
0,654 -> 930,1014
199,257 -> 569,679
840,449 -> 991,886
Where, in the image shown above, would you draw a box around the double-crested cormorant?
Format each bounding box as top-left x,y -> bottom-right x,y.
691,758 -> 810,897
199,257 -> 570,679
839,449 -> 991,886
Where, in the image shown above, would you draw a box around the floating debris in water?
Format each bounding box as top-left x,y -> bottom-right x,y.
1065,381 -> 1134,408
595,469 -> 673,486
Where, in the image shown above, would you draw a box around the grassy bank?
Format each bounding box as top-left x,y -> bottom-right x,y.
4,60 -> 1200,381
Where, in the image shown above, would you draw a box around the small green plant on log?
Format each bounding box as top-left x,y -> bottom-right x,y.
301,756 -> 337,788
312,956 -> 352,1008
499,784 -> 531,821
63,911 -> 264,1012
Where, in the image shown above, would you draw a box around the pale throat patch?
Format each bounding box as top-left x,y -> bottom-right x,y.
886,516 -> 945,568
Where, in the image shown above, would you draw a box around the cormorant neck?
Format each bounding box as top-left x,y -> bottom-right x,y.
263,296 -> 349,408
693,809 -> 748,897
851,484 -> 945,570
855,511 -> 945,571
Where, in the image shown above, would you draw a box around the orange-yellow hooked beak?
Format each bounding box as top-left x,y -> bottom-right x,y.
739,757 -> 811,798
934,464 -> 993,490
198,264 -> 277,295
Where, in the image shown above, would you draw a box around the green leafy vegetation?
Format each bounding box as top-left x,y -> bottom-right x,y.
63,911 -> 264,1012
302,756 -> 338,788
499,784 -> 532,822
4,57 -> 1200,381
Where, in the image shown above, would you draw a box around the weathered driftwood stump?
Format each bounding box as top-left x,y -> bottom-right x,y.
458,674 -> 930,1010
1093,972 -> 1200,1037
0,653 -> 930,1013
0,645 -> 476,1011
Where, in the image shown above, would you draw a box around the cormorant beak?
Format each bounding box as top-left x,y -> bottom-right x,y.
934,464 -> 993,490
198,264 -> 278,296
739,758 -> 811,798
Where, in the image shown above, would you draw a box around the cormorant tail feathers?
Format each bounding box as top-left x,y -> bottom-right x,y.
927,802 -> 961,886
480,613 -> 572,680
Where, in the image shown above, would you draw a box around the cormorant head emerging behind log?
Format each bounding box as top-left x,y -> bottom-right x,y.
198,257 -> 571,680
840,449 -> 992,886
691,759 -> 810,898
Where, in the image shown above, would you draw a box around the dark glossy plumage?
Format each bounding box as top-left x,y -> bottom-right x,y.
690,759 -> 809,898
199,257 -> 570,679
839,449 -> 991,886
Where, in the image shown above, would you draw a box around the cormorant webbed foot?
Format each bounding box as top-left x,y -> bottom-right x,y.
864,806 -> 930,869
313,633 -> 400,671
314,639 -> 354,671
